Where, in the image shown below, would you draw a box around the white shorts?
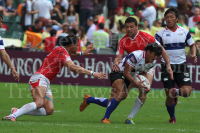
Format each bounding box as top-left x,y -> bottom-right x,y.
147,67 -> 155,76
29,74 -> 52,95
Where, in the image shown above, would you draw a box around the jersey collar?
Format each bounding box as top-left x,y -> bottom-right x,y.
165,25 -> 179,32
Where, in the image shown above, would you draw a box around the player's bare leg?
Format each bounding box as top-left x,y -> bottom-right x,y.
2,86 -> 47,121
126,73 -> 153,124
179,86 -> 192,98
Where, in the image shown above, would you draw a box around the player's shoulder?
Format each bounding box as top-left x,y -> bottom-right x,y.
129,50 -> 144,60
156,27 -> 167,36
119,34 -> 129,44
139,30 -> 153,37
177,26 -> 189,34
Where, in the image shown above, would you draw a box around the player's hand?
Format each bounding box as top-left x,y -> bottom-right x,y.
190,54 -> 197,63
112,60 -> 121,72
11,68 -> 20,81
167,65 -> 174,80
83,44 -> 95,55
93,72 -> 107,79
135,80 -> 146,89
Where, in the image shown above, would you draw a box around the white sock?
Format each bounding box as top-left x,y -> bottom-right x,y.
11,102 -> 37,118
128,98 -> 144,119
176,89 -> 179,96
25,107 -> 47,116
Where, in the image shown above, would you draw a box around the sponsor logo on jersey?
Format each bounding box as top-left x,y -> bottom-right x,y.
166,34 -> 171,37
184,73 -> 189,77
130,57 -> 135,63
183,78 -> 190,82
178,33 -> 183,36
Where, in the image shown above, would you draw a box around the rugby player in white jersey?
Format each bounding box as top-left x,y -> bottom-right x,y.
80,42 -> 162,124
155,7 -> 197,123
0,14 -> 19,81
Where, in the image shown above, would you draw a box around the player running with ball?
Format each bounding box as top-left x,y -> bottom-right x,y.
2,35 -> 106,121
155,8 -> 197,123
80,17 -> 172,124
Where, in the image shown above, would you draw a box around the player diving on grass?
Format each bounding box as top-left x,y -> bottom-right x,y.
0,14 -> 19,81
80,42 -> 162,124
155,7 -> 197,123
2,35 -> 106,121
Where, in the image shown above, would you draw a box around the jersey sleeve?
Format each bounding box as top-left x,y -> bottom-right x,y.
0,38 -> 5,50
59,51 -> 71,64
116,39 -> 124,55
185,31 -> 194,46
155,33 -> 163,45
126,52 -> 138,68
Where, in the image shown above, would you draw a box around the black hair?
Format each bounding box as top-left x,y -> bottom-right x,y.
164,7 -> 179,18
69,28 -> 77,36
35,19 -> 42,24
0,14 -> 3,20
50,29 -> 57,36
98,23 -> 104,29
196,40 -> 200,43
145,42 -> 162,56
125,17 -> 138,26
56,35 -> 78,47
119,20 -> 125,30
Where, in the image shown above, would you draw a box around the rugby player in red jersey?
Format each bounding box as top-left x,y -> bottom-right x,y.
2,35 -> 106,121
80,17 -> 173,124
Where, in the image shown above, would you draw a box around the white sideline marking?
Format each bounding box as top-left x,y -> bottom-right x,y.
15,122 -> 200,132
54,110 -> 62,112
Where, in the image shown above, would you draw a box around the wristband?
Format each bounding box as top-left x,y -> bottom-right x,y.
90,71 -> 94,76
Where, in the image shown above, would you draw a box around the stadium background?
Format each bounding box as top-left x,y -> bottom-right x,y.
0,0 -> 200,132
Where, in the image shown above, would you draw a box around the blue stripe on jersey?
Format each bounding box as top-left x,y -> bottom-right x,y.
122,53 -> 137,66
0,40 -> 3,46
185,32 -> 192,46
163,43 -> 185,50
155,33 -> 163,45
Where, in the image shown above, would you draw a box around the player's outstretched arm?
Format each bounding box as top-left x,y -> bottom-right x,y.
63,60 -> 106,79
112,54 -> 123,72
159,45 -> 174,80
0,50 -> 20,81
123,63 -> 146,89
71,44 -> 95,57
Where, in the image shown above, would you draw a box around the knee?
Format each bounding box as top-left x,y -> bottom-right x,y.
117,93 -> 128,101
181,87 -> 192,97
46,107 -> 54,115
35,100 -> 45,108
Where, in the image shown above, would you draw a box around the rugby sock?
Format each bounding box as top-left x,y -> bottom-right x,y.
87,97 -> 109,107
10,102 -> 37,118
25,107 -> 47,116
128,98 -> 144,119
103,98 -> 119,119
166,103 -> 176,119
175,89 -> 180,96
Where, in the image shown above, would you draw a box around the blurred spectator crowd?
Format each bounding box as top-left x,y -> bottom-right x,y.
0,0 -> 199,55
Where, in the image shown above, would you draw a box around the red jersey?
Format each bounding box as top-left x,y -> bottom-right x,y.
44,36 -> 57,52
36,46 -> 71,82
117,31 -> 156,55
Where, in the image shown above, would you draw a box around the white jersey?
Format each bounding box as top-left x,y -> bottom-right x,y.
0,37 -> 5,50
118,50 -> 156,74
155,26 -> 194,64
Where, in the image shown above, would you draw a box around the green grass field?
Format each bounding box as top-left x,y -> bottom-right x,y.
0,82 -> 200,133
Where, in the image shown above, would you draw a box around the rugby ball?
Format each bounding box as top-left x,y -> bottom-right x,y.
133,75 -> 151,93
